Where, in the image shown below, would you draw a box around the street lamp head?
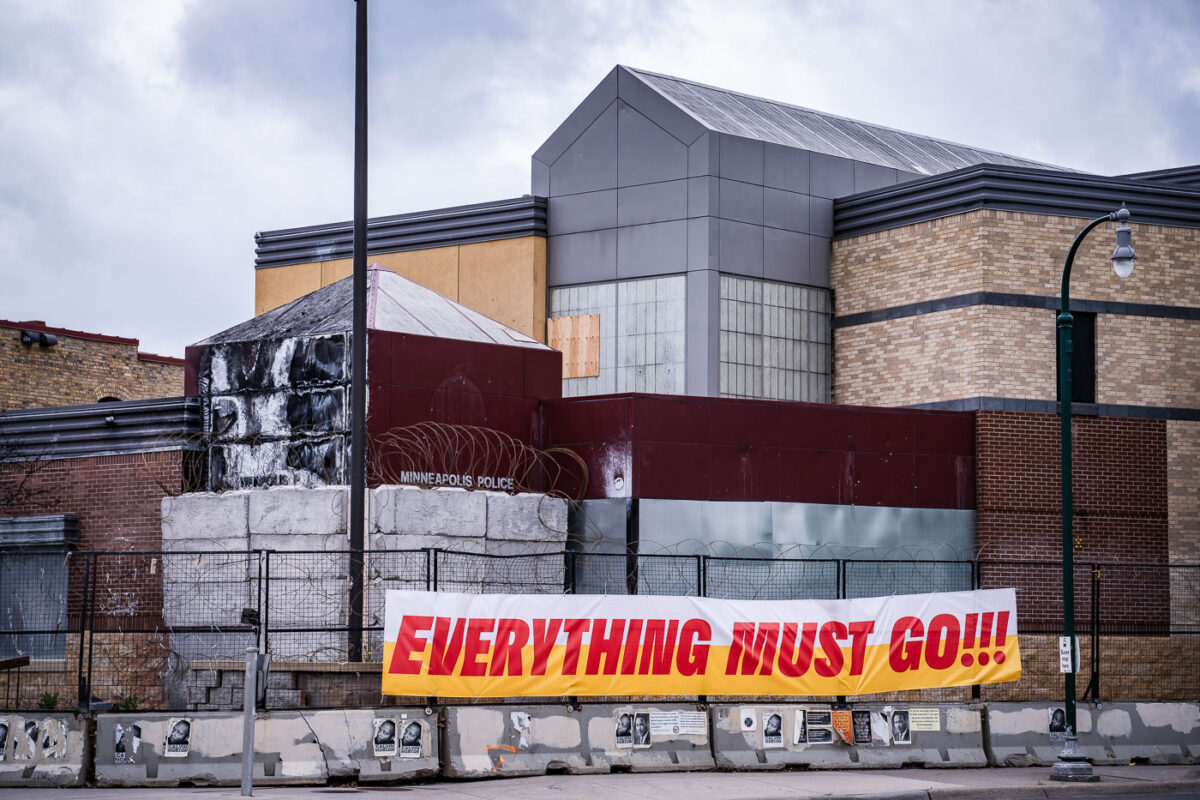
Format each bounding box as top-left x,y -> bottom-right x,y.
1111,221 -> 1136,279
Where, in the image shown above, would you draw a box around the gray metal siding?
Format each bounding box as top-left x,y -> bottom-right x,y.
0,397 -> 202,460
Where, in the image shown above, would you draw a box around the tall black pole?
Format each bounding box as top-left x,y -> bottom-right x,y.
347,0 -> 368,662
1050,209 -> 1126,783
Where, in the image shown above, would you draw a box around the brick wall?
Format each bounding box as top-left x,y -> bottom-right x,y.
834,303 -> 1200,410
831,209 -> 1200,410
833,209 -> 1200,316
975,410 -> 1169,629
832,212 -> 988,316
0,322 -> 183,410
4,450 -> 184,551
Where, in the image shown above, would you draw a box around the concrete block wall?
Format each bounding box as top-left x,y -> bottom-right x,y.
369,485 -> 568,551
163,485 -> 569,696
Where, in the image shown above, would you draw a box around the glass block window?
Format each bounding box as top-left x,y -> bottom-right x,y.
719,275 -> 830,402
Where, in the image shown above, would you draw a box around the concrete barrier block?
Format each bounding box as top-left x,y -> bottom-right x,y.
266,577 -> 348,626
984,702 -> 1200,766
256,539 -> 349,579
162,550 -> 252,582
97,713 -> 325,786
0,715 -> 88,787
248,486 -> 348,535
391,486 -> 486,538
96,710 -> 437,787
314,709 -> 439,783
369,487 -> 393,533
163,579 -> 251,628
711,703 -> 985,770
368,533 -> 486,555
162,492 -> 249,541
485,492 -> 569,542
443,703 -> 712,778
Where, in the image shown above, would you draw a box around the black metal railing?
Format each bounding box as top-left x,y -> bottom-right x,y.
0,549 -> 1195,712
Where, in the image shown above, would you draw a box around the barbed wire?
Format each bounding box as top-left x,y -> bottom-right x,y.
368,422 -> 588,502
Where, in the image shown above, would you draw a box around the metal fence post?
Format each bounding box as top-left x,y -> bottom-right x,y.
84,552 -> 99,711
432,548 -> 439,592
262,551 -> 271,666
565,551 -> 577,594
75,552 -> 94,710
971,558 -> 982,701
1082,565 -> 1101,701
837,559 -> 846,599
696,555 -> 706,597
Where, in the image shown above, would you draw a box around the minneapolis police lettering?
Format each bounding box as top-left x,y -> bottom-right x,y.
381,590 -> 1020,697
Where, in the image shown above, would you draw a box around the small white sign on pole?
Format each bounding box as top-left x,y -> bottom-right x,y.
1058,636 -> 1078,673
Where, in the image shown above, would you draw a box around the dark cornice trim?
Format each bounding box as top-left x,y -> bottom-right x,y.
255,196 -> 548,270
833,164 -> 1200,239
907,397 -> 1200,421
833,291 -> 1200,329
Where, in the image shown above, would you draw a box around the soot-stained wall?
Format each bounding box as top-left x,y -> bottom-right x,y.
195,335 -> 349,490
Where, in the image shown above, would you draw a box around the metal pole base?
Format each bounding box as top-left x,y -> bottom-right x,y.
1050,733 -> 1098,782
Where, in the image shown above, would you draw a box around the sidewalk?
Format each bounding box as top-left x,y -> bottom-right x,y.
4,765 -> 1200,800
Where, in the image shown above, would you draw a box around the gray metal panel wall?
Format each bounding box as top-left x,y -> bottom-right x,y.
0,397 -> 202,460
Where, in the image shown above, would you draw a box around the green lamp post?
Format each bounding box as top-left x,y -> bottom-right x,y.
1050,205 -> 1136,782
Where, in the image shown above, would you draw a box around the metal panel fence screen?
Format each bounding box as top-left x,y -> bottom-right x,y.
0,549 -> 1195,712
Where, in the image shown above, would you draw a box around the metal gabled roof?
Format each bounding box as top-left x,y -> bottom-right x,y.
197,266 -> 550,350
625,66 -> 1076,176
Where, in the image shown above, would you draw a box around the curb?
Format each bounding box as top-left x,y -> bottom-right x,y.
744,778 -> 1200,800
927,778 -> 1200,799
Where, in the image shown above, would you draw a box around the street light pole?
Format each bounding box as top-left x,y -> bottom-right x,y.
1050,205 -> 1135,783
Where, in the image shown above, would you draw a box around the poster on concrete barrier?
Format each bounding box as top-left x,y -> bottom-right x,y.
381,588 -> 1020,697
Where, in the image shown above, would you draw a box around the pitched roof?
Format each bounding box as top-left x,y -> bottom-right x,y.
196,265 -> 550,350
624,66 -> 1075,176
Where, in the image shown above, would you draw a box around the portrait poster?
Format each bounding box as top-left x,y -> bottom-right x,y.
164,718 -> 191,757
400,719 -> 424,758
614,712 -> 633,748
761,712 -> 783,748
372,718 -> 398,757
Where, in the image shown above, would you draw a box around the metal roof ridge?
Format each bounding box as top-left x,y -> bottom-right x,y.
623,65 -> 1076,172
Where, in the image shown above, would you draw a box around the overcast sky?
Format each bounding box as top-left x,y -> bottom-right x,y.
2,0 -> 1198,357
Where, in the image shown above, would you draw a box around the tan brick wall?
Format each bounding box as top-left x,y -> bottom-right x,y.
833,209 -> 1200,316
0,326 -> 184,409
834,306 -> 1200,410
833,307 -> 984,407
1101,316 -> 1200,407
832,212 -> 987,316
832,209 -> 1200,411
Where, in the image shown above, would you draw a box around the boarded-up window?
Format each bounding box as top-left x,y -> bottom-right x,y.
547,314 -> 600,378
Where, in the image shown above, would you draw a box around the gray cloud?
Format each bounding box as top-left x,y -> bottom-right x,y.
1,0 -> 1196,357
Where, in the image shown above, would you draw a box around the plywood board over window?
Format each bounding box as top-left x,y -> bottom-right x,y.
548,314 -> 601,378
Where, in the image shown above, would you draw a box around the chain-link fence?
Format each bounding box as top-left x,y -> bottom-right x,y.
0,549 -> 1195,712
